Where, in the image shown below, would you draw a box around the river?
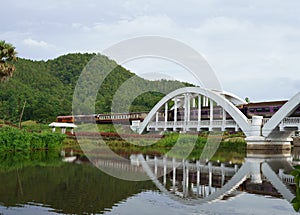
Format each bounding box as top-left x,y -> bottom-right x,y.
0,146 -> 299,215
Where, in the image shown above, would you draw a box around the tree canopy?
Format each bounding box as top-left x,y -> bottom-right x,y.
0,40 -> 17,82
0,53 -> 193,123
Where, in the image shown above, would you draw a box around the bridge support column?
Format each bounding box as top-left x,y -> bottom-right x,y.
154,156 -> 158,176
208,162 -> 212,194
222,108 -> 226,131
202,96 -> 206,107
196,160 -> 200,196
197,95 -> 201,131
221,163 -> 225,186
204,96 -> 209,107
174,98 -> 177,131
155,112 -> 159,131
246,116 -> 292,150
246,138 -> 292,150
192,97 -> 196,108
209,99 -> 213,131
163,157 -> 167,185
183,94 -> 191,132
183,94 -> 187,132
172,158 -> 176,191
187,94 -> 190,122
164,103 -> 168,131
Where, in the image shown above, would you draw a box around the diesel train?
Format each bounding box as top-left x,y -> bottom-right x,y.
56,100 -> 300,124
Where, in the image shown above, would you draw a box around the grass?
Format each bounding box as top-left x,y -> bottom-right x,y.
0,126 -> 65,151
65,131 -> 246,163
0,121 -> 246,160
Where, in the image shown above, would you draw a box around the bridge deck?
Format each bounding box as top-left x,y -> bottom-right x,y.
146,117 -> 300,133
147,120 -> 239,132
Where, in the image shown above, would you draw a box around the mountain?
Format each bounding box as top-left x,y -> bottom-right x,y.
0,53 -> 192,123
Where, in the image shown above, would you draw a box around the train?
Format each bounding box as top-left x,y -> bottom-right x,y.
166,100 -> 300,121
56,100 -> 300,124
56,112 -> 148,124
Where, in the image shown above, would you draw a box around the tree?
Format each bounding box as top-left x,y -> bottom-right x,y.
0,40 -> 17,82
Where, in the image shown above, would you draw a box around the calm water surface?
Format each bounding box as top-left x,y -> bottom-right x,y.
0,147 -> 299,215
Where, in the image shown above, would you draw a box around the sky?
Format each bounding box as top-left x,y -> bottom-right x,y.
2,0 -> 300,102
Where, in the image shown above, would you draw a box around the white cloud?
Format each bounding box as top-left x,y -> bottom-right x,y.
2,0 -> 300,100
23,38 -> 54,49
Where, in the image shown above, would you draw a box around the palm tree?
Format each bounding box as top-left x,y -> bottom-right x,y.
0,40 -> 17,82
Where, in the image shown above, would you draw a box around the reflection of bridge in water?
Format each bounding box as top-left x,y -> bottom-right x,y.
62,148 -> 297,203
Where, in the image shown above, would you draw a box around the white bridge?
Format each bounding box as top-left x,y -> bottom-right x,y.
134,87 -> 300,148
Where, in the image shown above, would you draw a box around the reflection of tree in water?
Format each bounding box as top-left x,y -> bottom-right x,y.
0,149 -> 299,213
0,152 -> 155,214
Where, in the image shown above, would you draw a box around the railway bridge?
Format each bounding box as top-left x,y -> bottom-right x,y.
134,87 -> 300,149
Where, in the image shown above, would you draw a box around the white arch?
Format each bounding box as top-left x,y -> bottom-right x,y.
139,87 -> 251,136
261,163 -> 295,202
138,154 -> 250,204
211,89 -> 247,105
262,92 -> 300,137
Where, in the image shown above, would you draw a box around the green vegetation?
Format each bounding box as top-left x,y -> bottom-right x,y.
291,166 -> 300,212
0,150 -> 62,172
0,51 -> 244,155
73,132 -> 246,163
0,126 -> 65,151
0,53 -> 191,123
0,156 -> 155,214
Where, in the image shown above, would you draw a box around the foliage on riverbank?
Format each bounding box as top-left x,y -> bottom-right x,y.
128,132 -> 246,149
0,126 -> 65,151
70,131 -> 246,163
291,166 -> 300,212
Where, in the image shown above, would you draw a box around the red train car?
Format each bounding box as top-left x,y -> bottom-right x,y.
56,115 -> 75,123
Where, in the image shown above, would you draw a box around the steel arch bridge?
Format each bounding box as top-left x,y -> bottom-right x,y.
136,87 -> 300,143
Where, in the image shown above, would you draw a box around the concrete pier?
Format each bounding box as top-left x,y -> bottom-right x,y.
246,116 -> 292,150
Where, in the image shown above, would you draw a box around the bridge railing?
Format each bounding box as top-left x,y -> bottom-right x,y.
148,120 -> 237,128
262,118 -> 270,125
143,157 -> 238,176
281,117 -> 300,125
278,169 -> 295,185
225,120 -> 236,126
147,120 -> 239,132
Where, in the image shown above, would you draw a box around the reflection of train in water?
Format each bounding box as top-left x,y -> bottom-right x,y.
56,100 -> 300,124
56,112 -> 148,124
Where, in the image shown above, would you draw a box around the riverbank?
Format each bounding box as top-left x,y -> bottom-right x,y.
0,122 -> 246,163
63,131 -> 246,163
0,125 -> 65,151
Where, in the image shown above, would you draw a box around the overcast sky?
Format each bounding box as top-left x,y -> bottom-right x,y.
2,0 -> 300,101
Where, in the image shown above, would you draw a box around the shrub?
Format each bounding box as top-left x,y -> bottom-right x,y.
0,126 -> 65,151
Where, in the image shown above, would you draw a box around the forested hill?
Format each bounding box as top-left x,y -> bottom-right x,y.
0,53 -> 192,123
